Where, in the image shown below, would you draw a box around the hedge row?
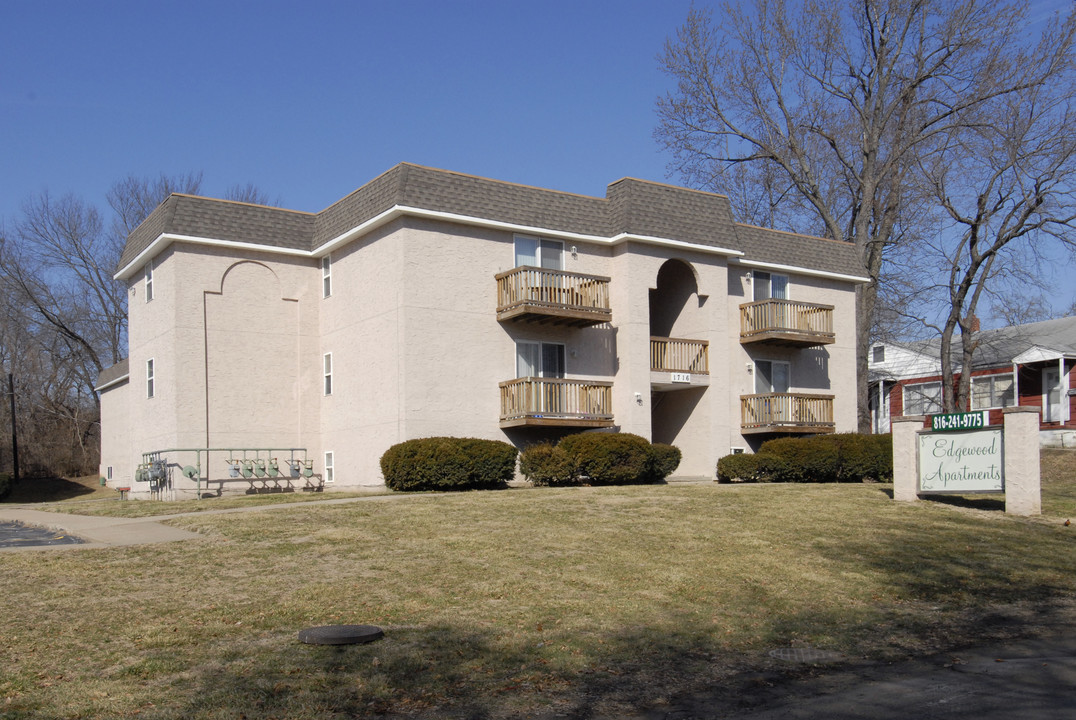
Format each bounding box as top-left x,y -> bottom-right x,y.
520,433 -> 681,486
716,433 -> 892,483
380,437 -> 518,491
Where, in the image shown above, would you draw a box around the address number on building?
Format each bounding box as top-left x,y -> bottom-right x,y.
930,411 -> 988,432
671,372 -> 691,383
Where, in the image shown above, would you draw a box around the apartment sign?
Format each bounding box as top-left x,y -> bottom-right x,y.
918,428 -> 1004,493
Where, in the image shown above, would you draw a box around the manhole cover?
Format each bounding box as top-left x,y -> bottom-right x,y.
298,624 -> 384,645
768,647 -> 844,663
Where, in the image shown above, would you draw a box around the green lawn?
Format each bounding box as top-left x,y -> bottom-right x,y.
1,450 -> 1075,719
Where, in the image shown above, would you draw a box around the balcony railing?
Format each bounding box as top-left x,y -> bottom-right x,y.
499,377 -> 614,428
740,393 -> 835,434
650,337 -> 709,373
496,266 -> 611,327
740,299 -> 835,346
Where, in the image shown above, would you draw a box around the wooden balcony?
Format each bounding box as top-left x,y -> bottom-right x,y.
499,377 -> 614,428
650,337 -> 709,373
740,393 -> 835,434
496,266 -> 611,327
740,299 -> 835,347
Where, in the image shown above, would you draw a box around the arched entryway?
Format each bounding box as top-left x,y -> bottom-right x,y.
648,260 -> 709,457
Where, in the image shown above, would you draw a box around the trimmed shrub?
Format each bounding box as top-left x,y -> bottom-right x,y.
519,442 -> 577,486
558,432 -> 656,485
758,436 -> 840,482
717,453 -> 764,482
380,437 -> 518,492
648,443 -> 682,482
752,433 -> 893,483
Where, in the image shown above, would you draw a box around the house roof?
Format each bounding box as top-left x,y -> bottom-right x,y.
117,162 -> 867,281
873,315 -> 1076,380
95,358 -> 129,392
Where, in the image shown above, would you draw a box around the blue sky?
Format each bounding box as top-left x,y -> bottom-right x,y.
1,0 -> 694,222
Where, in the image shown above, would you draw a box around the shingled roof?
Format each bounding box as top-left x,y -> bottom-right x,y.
117,163 -> 866,280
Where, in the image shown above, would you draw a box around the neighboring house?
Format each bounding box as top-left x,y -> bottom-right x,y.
97,163 -> 867,497
868,316 -> 1076,445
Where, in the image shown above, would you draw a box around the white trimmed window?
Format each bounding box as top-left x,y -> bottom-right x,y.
321,255 -> 331,298
971,374 -> 1015,410
324,451 -> 334,484
145,260 -> 154,302
146,358 -> 155,398
516,341 -> 565,378
514,235 -> 563,270
323,353 -> 333,395
753,271 -> 788,301
903,381 -> 942,416
754,359 -> 790,394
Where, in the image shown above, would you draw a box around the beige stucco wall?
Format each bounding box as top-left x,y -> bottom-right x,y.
104,213 -> 861,496
98,378 -> 132,489
726,266 -> 860,453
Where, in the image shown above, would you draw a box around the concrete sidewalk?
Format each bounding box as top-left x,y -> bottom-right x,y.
0,491 -> 414,552
0,507 -> 202,550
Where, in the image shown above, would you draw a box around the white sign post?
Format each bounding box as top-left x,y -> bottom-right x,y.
892,406 -> 1041,516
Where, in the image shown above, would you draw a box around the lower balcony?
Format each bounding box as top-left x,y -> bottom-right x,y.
740,393 -> 835,434
500,377 -> 614,428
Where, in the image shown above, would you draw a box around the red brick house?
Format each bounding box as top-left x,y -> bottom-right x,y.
868,316 -> 1076,446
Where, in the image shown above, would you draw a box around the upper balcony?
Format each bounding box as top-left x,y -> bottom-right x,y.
740,393 -> 835,435
740,299 -> 835,347
496,267 -> 611,327
650,336 -> 710,391
499,377 -> 614,429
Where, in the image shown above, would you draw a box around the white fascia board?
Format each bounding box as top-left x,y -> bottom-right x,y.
115,233 -> 310,280
1012,346 -> 1074,364
315,206 -> 744,258
114,205 -> 758,278
94,373 -> 130,393
733,258 -> 871,284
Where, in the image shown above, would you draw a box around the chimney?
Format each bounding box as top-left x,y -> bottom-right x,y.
970,315 -> 980,332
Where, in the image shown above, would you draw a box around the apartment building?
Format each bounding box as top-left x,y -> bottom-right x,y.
97,163 -> 866,497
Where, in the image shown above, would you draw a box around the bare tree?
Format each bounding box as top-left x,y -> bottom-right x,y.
914,70 -> 1076,411
0,172 -> 204,474
656,0 -> 1073,429
224,182 -> 281,206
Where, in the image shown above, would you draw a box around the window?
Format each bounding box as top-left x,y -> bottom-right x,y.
321,255 -> 331,298
323,353 -> 333,395
145,260 -> 154,302
971,374 -> 1015,410
324,451 -> 334,484
753,271 -> 788,301
514,235 -> 563,270
146,359 -> 155,398
107,466 -> 113,480
754,359 -> 790,394
903,381 -> 942,416
872,346 -> 885,363
516,341 -> 565,378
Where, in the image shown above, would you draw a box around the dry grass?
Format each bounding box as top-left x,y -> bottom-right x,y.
2,449 -> 1075,719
